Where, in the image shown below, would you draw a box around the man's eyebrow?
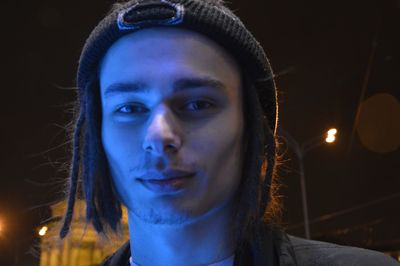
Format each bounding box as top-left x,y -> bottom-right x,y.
103,82 -> 148,98
103,77 -> 226,97
173,77 -> 226,92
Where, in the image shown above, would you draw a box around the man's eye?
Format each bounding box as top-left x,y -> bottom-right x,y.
184,100 -> 214,111
117,104 -> 148,114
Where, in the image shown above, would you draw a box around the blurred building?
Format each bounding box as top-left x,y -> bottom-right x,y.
37,200 -> 400,264
39,200 -> 129,266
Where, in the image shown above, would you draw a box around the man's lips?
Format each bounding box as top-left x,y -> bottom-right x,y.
136,170 -> 195,193
136,168 -> 195,180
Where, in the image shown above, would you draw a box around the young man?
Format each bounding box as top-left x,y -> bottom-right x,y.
60,0 -> 399,265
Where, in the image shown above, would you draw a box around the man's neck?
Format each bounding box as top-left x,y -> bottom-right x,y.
128,204 -> 236,266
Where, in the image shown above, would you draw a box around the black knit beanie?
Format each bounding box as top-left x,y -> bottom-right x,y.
77,0 -> 278,134
61,0 -> 279,241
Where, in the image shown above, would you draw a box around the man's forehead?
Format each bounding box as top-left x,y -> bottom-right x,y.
98,27 -> 242,99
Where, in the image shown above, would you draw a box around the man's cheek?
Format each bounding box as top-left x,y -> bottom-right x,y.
103,126 -> 142,153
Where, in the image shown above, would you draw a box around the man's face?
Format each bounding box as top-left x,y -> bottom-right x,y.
99,28 -> 244,224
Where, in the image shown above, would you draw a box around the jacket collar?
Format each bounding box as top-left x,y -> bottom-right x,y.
101,228 -> 298,266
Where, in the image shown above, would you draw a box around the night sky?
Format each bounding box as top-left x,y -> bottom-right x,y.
1,0 -> 399,264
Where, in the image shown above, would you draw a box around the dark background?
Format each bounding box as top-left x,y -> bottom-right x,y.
1,0 -> 399,265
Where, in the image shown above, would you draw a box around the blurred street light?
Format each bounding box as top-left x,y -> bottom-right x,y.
326,128 -> 338,143
281,127 -> 338,239
38,226 -> 48,237
327,128 -> 338,135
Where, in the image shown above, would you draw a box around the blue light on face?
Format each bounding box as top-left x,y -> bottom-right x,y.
99,28 -> 244,229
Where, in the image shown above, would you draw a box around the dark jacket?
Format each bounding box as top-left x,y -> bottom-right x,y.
100,230 -> 399,266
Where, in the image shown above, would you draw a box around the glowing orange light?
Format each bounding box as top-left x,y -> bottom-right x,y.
328,128 -> 337,135
325,136 -> 335,143
38,226 -> 48,237
325,128 -> 338,143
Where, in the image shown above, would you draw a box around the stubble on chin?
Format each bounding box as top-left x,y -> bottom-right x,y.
130,205 -> 194,225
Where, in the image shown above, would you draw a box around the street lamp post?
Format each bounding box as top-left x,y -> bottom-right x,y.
281,128 -> 337,239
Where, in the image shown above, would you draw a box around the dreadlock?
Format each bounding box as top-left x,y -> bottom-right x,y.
59,94 -> 85,239
60,74 -> 122,238
231,72 -> 281,263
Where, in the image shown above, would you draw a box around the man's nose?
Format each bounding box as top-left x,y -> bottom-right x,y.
142,106 -> 182,155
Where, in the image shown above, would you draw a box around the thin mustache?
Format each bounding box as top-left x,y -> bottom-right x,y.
128,157 -> 160,173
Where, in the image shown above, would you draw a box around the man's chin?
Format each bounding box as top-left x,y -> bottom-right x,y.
131,207 -> 196,226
